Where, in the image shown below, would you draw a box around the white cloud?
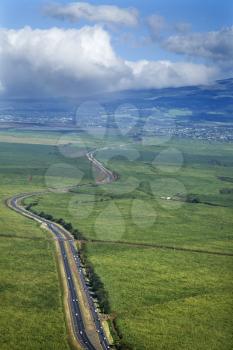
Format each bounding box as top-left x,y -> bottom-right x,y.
174,22 -> 191,34
0,26 -> 218,98
146,15 -> 191,39
164,26 -> 233,63
146,14 -> 166,39
125,60 -> 218,89
0,26 -> 130,97
45,2 -> 139,27
0,80 -> 4,92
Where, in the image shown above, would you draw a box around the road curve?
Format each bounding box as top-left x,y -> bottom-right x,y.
86,150 -> 117,184
6,150 -> 115,350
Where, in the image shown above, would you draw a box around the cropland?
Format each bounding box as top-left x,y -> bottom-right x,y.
15,132 -> 233,350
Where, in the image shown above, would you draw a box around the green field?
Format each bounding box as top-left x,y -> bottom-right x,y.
0,237 -> 69,350
23,136 -> 233,349
85,243 -> 233,350
0,139 -> 94,349
25,140 -> 233,253
1,132 -> 233,349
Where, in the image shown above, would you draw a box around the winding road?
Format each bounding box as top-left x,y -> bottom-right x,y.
6,151 -> 114,350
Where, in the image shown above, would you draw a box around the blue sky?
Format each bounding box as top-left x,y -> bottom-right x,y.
0,1 -> 232,97
1,0 -> 232,60
1,0 -> 232,29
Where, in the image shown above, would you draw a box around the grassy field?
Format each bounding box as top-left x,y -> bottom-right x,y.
24,190 -> 233,253
25,139 -> 233,253
1,133 -> 233,349
85,243 -> 233,350
0,139 -> 94,349
0,237 -> 70,350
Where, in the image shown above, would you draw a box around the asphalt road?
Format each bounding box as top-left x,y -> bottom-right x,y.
6,150 -> 115,349
86,151 -> 117,184
7,195 -> 110,350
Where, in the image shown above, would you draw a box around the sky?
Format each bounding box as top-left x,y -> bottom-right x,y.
0,0 -> 232,98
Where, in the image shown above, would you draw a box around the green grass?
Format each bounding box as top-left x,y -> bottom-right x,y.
25,191 -> 233,253
0,237 -> 69,350
24,139 -> 233,253
85,243 -> 233,350
0,141 -> 93,186
1,135 -> 233,349
0,140 -> 94,349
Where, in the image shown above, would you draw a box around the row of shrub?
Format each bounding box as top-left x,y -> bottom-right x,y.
79,245 -> 110,314
79,245 -> 132,349
219,188 -> 233,194
25,202 -> 130,349
25,204 -> 85,240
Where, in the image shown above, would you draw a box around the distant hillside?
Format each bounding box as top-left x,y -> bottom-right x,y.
101,77 -> 233,124
0,78 -> 232,141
